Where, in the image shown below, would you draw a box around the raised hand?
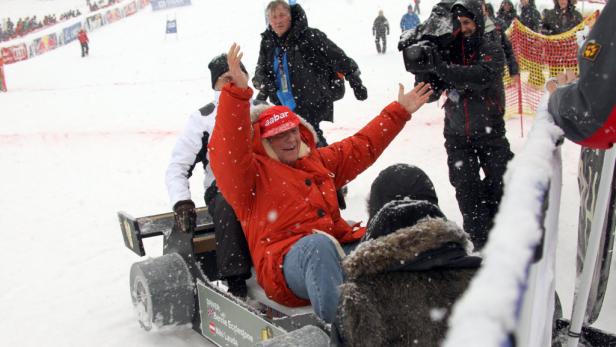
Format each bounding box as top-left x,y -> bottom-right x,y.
397,82 -> 432,115
227,43 -> 248,89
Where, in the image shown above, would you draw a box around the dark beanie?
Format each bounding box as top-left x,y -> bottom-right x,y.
452,4 -> 474,20
207,53 -> 248,90
365,199 -> 445,241
367,163 -> 439,220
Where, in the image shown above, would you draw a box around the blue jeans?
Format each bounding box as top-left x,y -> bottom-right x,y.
282,233 -> 358,323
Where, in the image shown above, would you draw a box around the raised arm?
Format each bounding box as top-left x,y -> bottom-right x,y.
319,83 -> 432,187
208,44 -> 256,213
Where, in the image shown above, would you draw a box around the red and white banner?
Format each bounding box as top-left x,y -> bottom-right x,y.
105,8 -> 123,24
1,44 -> 29,64
30,33 -> 59,57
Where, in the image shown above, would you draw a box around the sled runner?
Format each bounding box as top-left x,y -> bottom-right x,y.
118,208 -> 327,346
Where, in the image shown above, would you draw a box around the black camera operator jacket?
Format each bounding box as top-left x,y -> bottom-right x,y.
435,19 -> 507,138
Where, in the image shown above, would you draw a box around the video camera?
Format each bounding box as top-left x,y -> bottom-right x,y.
398,0 -> 458,102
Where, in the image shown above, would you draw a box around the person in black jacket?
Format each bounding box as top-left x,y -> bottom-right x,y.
373,10 -> 390,54
497,0 -> 517,30
541,0 -> 583,35
519,0 -> 542,32
426,0 -> 514,250
482,1 -> 519,85
253,0 -> 368,147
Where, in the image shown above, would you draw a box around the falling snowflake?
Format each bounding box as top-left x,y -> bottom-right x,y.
267,210 -> 278,222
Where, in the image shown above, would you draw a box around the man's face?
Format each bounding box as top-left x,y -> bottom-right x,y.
267,126 -> 301,165
458,16 -> 476,37
520,0 -> 529,7
268,5 -> 292,37
558,0 -> 568,9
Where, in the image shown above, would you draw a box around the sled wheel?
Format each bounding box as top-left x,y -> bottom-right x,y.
129,253 -> 195,331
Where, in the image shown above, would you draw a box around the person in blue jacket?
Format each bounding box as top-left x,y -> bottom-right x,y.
400,5 -> 421,32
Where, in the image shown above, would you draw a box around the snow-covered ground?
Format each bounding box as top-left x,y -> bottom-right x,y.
0,0 -> 612,346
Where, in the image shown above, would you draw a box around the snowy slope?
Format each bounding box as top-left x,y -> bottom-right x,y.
0,0 -> 613,346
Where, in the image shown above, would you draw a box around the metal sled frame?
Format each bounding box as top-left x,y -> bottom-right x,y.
118,208 -> 323,346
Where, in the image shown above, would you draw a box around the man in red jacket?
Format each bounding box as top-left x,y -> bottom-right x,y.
208,43 -> 432,323
78,28 -> 89,57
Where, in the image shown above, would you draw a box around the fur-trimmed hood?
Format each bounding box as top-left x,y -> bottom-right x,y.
344,217 -> 477,280
249,104 -> 318,163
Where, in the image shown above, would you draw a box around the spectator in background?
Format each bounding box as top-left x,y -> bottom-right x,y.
541,0 -> 583,35
482,1 -> 519,85
497,0 -> 517,29
400,4 -> 420,32
414,0 -> 422,15
78,28 -> 89,57
519,0 -> 542,32
373,10 -> 390,54
253,0 -> 367,147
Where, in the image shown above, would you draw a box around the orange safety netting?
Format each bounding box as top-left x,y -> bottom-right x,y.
503,11 -> 599,120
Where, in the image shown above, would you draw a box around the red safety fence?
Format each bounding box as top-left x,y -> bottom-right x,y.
504,11 -> 599,120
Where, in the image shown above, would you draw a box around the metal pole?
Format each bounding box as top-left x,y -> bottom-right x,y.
566,146 -> 616,347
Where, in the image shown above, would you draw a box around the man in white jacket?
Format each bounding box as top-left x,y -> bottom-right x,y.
165,54 -> 256,298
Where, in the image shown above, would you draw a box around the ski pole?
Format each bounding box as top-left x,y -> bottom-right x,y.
566,146 -> 616,347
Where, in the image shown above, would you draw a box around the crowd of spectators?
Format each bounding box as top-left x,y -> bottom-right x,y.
87,0 -> 122,12
0,9 -> 82,43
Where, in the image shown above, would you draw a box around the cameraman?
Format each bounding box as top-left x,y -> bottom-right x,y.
426,0 -> 514,250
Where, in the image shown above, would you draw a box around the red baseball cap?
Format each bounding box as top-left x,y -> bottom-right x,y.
258,106 -> 301,138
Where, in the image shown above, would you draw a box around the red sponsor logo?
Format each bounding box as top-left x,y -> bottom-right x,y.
1,44 -> 28,64
483,55 -> 493,62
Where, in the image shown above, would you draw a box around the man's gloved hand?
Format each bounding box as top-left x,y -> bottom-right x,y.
347,71 -> 368,101
173,200 -> 197,233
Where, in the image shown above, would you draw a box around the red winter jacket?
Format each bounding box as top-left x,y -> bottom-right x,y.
209,84 -> 411,306
78,30 -> 88,44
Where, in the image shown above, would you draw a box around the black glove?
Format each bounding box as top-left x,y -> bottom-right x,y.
173,200 -> 196,233
347,71 -> 368,101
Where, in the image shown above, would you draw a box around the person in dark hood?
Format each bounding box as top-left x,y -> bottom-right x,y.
253,0 -> 368,147
541,0 -> 583,35
497,0 -> 518,29
519,0 -> 542,32
373,10 -> 390,54
423,0 -> 514,251
331,164 -> 480,346
481,1 -> 519,85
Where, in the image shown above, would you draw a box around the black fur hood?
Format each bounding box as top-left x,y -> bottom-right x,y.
343,216 -> 475,280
